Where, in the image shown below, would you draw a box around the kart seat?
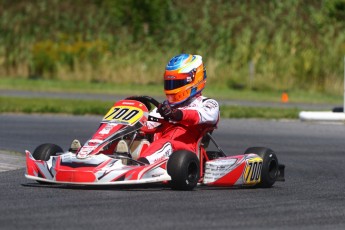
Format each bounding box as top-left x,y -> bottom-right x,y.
201,130 -> 213,149
199,122 -> 218,148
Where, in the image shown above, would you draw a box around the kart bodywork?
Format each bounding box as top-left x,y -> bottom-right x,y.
25,96 -> 285,190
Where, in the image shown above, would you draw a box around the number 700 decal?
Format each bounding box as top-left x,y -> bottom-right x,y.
244,158 -> 263,184
102,106 -> 143,124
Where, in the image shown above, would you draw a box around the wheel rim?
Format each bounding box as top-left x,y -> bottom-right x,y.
187,162 -> 198,183
268,159 -> 278,179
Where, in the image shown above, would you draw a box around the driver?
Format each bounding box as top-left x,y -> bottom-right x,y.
137,54 -> 220,164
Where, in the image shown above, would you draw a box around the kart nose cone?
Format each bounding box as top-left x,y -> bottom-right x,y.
56,171 -> 96,183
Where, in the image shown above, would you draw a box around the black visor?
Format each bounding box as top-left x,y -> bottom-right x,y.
164,79 -> 187,90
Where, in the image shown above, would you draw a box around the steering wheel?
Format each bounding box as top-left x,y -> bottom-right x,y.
125,96 -> 160,111
125,96 -> 166,123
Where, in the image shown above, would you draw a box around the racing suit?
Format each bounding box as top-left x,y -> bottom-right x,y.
139,95 -> 219,164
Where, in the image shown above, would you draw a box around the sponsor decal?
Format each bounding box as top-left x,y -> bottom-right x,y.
151,173 -> 164,178
204,158 -> 237,183
147,142 -> 172,163
77,146 -> 96,158
204,99 -> 218,109
99,124 -> 113,135
61,152 -> 109,165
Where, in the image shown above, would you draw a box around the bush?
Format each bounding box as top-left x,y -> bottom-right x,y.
0,0 -> 344,94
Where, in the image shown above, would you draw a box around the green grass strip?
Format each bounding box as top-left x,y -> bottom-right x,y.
0,96 -> 300,119
0,77 -> 342,104
220,105 -> 299,119
0,97 -> 112,115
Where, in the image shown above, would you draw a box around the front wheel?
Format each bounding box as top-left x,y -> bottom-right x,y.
167,150 -> 200,191
32,143 -> 63,161
32,143 -> 63,184
244,147 -> 279,188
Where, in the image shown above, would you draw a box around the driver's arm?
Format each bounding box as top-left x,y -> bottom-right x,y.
158,99 -> 219,125
180,99 -> 219,125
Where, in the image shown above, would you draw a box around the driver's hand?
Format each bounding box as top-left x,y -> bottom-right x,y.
157,103 -> 183,121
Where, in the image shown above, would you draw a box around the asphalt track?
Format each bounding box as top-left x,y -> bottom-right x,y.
1,114 -> 345,230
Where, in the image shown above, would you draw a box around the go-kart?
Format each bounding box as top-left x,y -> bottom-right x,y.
25,96 -> 285,190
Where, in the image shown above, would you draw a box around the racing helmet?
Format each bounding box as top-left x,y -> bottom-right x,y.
164,54 -> 207,105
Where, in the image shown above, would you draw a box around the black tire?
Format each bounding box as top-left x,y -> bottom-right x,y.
332,107 -> 343,113
167,150 -> 200,191
32,143 -> 63,161
244,147 -> 279,188
32,143 -> 63,184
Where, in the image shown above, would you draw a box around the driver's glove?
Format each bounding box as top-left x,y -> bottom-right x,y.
158,102 -> 183,121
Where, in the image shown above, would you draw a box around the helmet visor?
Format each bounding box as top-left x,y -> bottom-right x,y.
164,79 -> 187,90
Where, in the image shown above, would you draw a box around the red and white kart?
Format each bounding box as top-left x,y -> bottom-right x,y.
25,96 -> 285,190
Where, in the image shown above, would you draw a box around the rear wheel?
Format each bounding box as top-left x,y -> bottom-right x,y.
244,147 -> 279,188
167,150 -> 200,190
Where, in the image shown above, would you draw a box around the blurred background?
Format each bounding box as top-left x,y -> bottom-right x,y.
0,0 -> 344,95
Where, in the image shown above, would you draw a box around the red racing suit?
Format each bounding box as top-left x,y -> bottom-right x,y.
139,95 -> 219,164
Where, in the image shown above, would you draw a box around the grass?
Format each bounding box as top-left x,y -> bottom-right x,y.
1,1 -> 344,95
0,77 -> 163,96
0,77 -> 343,104
0,96 -> 301,119
220,105 -> 299,119
1,77 -> 341,119
0,97 -> 112,115
2,1 -> 344,120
